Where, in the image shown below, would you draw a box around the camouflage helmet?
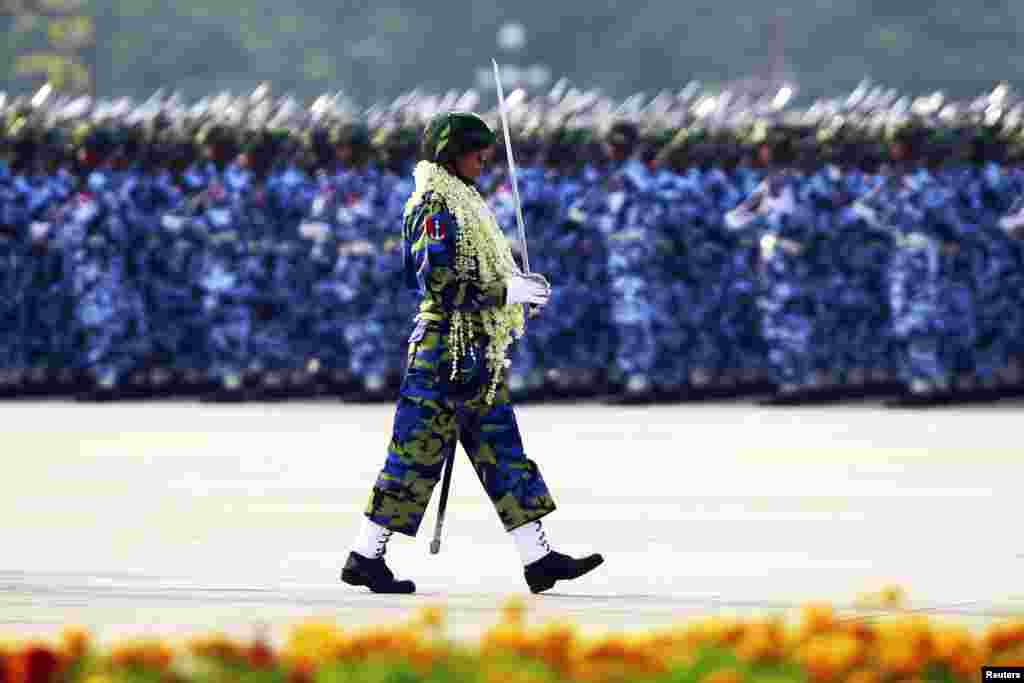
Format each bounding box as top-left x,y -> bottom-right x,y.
420,111 -> 496,165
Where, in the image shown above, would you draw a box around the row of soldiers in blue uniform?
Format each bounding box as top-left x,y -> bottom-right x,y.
597,125 -> 1024,401
2,117 -> 1024,402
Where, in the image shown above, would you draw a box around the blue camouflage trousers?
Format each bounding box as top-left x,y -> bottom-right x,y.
365,319 -> 557,537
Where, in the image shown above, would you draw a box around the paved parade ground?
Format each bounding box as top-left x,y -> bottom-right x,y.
2,399 -> 1022,643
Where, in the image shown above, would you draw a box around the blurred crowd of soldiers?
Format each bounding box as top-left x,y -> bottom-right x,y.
2,79 -> 1024,404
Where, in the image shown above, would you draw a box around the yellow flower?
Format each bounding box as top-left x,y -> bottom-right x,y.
414,604 -> 446,631
482,622 -> 529,656
283,620 -> 342,665
500,597 -> 527,626
853,584 -> 906,610
82,675 -> 115,683
874,616 -> 932,659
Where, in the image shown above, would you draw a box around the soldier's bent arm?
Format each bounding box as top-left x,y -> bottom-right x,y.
408,201 -> 507,312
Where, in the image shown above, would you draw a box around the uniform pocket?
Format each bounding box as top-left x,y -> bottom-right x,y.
406,320 -> 429,368
402,327 -> 444,400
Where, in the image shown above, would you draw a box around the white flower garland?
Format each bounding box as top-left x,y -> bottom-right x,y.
403,161 -> 525,403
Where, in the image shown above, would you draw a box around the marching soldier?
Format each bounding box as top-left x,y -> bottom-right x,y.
342,111 -> 604,594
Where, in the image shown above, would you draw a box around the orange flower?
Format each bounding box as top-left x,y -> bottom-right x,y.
578,634 -> 630,663
286,657 -> 315,683
735,628 -> 781,663
701,667 -> 743,683
799,603 -> 837,640
345,625 -> 420,662
931,625 -> 971,663
570,633 -> 666,681
874,617 -> 933,667
950,646 -> 984,680
875,637 -> 926,678
529,621 -> 577,675
407,639 -> 448,673
482,622 -> 529,657
796,633 -> 862,681
59,627 -> 90,660
984,622 -> 1024,654
108,639 -> 173,671
690,617 -> 745,647
187,634 -> 244,664
837,618 -> 876,645
991,647 -> 1024,667
733,618 -> 785,663
844,669 -> 881,683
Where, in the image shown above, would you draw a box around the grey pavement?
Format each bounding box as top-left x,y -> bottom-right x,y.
1,400 -> 1022,644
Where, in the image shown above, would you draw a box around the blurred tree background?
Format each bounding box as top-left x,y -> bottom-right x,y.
3,0 -> 1024,102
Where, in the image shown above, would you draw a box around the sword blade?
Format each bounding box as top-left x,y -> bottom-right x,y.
492,58 -> 530,274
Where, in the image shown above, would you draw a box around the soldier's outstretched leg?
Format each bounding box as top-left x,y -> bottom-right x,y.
342,394 -> 457,593
458,383 -> 604,594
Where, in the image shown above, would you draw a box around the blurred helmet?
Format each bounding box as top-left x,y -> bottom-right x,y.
334,121 -> 371,149
333,122 -> 372,166
606,121 -> 640,151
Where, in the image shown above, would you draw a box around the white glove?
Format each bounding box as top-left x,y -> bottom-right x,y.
505,272 -> 551,306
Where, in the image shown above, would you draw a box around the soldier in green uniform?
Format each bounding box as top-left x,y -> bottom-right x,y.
341,112 -> 604,594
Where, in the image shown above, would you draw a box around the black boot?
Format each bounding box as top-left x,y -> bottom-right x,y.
524,550 -> 604,594
340,552 -> 416,594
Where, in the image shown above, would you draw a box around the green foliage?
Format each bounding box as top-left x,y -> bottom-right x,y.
923,662 -> 962,683
3,0 -> 1024,106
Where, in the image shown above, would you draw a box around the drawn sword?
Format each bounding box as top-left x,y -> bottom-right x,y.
492,58 -> 530,274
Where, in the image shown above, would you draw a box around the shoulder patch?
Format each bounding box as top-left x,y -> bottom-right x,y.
425,214 -> 446,241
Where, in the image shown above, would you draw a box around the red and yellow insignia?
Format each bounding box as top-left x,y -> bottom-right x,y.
425,215 -> 445,240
